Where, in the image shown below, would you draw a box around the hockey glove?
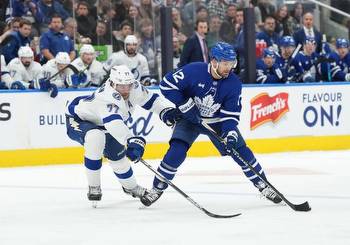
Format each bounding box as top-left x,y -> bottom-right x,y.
224,130 -> 239,153
0,81 -> 8,89
126,136 -> 146,163
141,77 -> 158,86
48,83 -> 58,98
10,81 -> 26,90
159,107 -> 180,127
178,98 -> 201,125
71,73 -> 87,87
39,78 -> 51,91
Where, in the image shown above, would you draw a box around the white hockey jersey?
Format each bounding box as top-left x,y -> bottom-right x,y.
66,57 -> 106,88
0,55 -> 12,87
38,59 -> 70,88
66,80 -> 172,145
104,51 -> 150,81
8,58 -> 42,88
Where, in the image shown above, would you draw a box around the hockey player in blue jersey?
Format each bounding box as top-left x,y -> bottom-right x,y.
275,36 -> 304,82
256,48 -> 284,83
297,37 -> 319,82
65,65 -> 176,207
327,38 -> 350,82
140,42 -> 283,207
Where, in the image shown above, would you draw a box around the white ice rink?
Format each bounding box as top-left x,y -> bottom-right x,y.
1,150 -> 350,245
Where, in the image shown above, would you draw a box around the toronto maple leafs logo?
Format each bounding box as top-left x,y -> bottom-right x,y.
194,95 -> 221,117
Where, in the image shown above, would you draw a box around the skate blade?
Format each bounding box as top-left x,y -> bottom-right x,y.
91,201 -> 98,208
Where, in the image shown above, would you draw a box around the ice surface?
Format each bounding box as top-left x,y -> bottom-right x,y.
0,150 -> 349,245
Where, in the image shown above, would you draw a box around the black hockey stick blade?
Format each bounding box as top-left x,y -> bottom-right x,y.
140,159 -> 241,218
201,121 -> 312,212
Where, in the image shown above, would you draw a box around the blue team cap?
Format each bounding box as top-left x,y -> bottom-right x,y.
336,38 -> 349,49
304,36 -> 316,45
263,48 -> 275,58
280,36 -> 296,47
210,42 -> 237,62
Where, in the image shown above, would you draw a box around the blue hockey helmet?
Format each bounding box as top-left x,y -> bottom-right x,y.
262,48 -> 275,58
336,38 -> 349,49
304,36 -> 316,45
280,36 -> 296,47
210,42 -> 237,62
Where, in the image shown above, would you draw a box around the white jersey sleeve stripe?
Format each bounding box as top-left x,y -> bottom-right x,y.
162,77 -> 179,90
102,114 -> 123,124
220,109 -> 241,116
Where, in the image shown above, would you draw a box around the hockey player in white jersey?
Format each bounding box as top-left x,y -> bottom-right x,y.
104,35 -> 155,86
0,55 -> 12,89
66,44 -> 106,88
8,46 -> 42,90
65,65 -> 177,207
36,52 -> 72,98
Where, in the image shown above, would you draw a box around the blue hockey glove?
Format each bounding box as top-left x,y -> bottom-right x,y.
0,81 -> 9,89
71,73 -> 87,87
10,81 -> 26,90
178,98 -> 201,125
159,107 -> 180,127
39,78 -> 51,91
224,130 -> 239,153
126,136 -> 146,163
48,83 -> 58,98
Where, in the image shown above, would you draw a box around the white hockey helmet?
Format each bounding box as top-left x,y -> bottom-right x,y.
109,65 -> 135,85
18,46 -> 34,58
124,35 -> 138,52
79,44 -> 95,55
55,52 -> 70,64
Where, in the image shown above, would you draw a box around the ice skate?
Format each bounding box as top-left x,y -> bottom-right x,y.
260,186 -> 283,204
122,185 -> 148,199
87,186 -> 102,208
140,188 -> 163,207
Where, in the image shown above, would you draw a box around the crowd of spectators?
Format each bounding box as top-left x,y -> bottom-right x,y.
0,0 -> 349,95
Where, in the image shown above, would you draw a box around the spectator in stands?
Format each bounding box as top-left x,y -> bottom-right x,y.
274,4 -> 293,36
196,6 -> 209,22
172,7 -> 185,35
112,20 -> 133,52
1,18 -> 32,64
208,0 -> 227,21
91,20 -> 111,46
256,15 -> 280,50
127,5 -> 141,32
181,0 -> 205,36
293,12 -> 322,53
173,35 -> 181,69
99,4 -> 119,31
76,1 -> 97,39
115,0 -> 132,25
36,0 -> 70,33
179,19 -> 209,67
289,1 -> 303,34
0,17 -> 21,44
173,24 -> 187,47
207,15 -> 222,48
40,14 -> 75,63
256,47 -> 284,83
138,0 -> 159,21
258,0 -> 276,22
10,0 -> 42,35
0,0 -> 9,20
138,18 -> 160,77
219,3 -> 237,44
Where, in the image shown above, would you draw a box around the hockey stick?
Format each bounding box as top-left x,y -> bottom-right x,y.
47,63 -> 79,82
201,122 -> 311,212
139,159 -> 241,218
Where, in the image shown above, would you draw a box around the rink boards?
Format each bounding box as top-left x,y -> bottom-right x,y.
1,82 -> 349,167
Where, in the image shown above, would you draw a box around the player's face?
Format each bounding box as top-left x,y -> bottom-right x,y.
281,46 -> 295,59
337,47 -> 349,58
81,53 -> 94,65
126,43 -> 137,56
57,63 -> 68,70
303,42 -> 315,54
213,60 -> 235,78
115,84 -> 132,99
263,56 -> 275,68
20,57 -> 32,67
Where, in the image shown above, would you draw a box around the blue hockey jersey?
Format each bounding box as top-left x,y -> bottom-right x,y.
256,59 -> 284,83
159,62 -> 242,134
328,51 -> 350,81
